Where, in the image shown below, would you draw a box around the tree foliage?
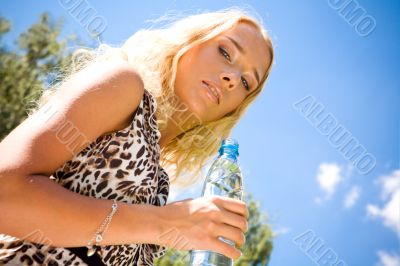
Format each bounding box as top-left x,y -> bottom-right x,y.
0,13 -> 75,140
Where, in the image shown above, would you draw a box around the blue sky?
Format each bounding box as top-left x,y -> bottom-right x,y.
1,1 -> 399,265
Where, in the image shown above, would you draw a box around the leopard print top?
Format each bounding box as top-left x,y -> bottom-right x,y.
0,89 -> 170,266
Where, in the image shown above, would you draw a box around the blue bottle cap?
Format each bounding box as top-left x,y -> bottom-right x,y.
218,138 -> 239,157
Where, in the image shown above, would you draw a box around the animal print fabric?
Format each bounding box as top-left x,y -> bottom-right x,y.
0,89 -> 170,265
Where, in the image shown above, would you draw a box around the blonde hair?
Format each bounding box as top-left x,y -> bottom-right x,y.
32,6 -> 275,187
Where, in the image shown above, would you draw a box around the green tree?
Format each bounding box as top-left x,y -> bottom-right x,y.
0,13 -> 76,140
155,194 -> 274,266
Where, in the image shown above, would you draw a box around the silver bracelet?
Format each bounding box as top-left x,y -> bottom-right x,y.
87,199 -> 118,257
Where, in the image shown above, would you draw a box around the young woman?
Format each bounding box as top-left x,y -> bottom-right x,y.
0,7 -> 274,266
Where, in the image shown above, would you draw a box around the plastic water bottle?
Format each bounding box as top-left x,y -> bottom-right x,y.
189,138 -> 244,266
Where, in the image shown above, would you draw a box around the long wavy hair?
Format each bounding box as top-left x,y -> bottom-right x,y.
32,7 -> 275,187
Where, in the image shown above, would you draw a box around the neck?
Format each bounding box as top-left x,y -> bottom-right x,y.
158,109 -> 201,149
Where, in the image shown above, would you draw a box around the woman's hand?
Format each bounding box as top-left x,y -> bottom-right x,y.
155,195 -> 249,260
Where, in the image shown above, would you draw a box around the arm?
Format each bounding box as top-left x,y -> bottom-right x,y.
0,59 -> 163,247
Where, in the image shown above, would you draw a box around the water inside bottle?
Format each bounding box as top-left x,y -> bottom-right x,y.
189,138 -> 244,266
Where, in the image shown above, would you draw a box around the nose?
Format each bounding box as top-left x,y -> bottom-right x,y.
220,71 -> 240,91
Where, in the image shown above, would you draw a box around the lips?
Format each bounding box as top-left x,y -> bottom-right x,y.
202,80 -> 221,104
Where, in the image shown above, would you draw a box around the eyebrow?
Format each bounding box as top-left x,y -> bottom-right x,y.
226,36 -> 261,88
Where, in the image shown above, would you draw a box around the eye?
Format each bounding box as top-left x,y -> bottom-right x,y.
219,46 -> 251,92
219,46 -> 231,61
241,77 -> 250,91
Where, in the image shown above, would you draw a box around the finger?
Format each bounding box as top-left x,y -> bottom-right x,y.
213,196 -> 248,218
213,223 -> 245,247
207,237 -> 242,260
220,208 -> 248,232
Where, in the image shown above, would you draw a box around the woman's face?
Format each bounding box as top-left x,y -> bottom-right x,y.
174,22 -> 271,125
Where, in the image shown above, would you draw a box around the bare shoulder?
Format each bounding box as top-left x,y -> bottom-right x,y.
0,59 -> 144,177
58,59 -> 145,133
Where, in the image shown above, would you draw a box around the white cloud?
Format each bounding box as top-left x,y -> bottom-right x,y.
376,250 -> 400,266
344,185 -> 361,209
366,169 -> 400,237
315,163 -> 343,203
